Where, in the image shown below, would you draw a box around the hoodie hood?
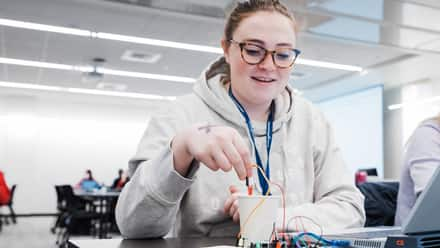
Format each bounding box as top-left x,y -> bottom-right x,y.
193,57 -> 295,136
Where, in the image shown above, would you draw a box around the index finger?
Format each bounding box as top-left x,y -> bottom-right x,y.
232,132 -> 253,177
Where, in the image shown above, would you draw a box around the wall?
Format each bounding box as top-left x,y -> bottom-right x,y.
383,87 -> 403,179
0,90 -> 164,214
316,86 -> 384,177
383,80 -> 440,179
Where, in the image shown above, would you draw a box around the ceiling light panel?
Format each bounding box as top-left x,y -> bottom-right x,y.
0,17 -> 363,72
0,57 -> 196,83
0,80 -> 176,101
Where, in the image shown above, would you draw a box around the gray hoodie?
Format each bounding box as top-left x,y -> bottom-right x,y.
394,119 -> 440,225
115,58 -> 365,239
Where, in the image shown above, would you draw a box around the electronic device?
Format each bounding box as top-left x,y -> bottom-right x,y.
324,166 -> 440,248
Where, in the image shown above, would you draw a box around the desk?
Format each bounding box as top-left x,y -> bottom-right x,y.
74,190 -> 121,198
74,190 -> 120,238
67,237 -> 340,247
68,237 -> 236,248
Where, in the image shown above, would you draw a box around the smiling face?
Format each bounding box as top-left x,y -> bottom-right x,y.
222,10 -> 297,110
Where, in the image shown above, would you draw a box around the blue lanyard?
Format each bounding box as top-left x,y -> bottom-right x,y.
228,87 -> 274,195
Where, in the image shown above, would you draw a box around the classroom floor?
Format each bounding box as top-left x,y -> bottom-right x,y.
0,217 -> 58,248
0,216 -> 121,248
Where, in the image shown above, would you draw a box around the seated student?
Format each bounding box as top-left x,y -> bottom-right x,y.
111,169 -> 129,191
76,169 -> 101,192
116,0 -> 365,239
0,170 -> 10,205
395,115 -> 440,225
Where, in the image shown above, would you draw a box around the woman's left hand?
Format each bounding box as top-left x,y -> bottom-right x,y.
223,185 -> 241,223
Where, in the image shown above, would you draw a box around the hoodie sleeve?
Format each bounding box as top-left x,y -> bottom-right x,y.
115,104 -> 199,239
279,108 -> 365,233
407,124 -> 440,195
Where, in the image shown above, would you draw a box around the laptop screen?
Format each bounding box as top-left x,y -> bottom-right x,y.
403,166 -> 440,234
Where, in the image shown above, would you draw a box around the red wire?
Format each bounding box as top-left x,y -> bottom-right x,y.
270,181 -> 286,233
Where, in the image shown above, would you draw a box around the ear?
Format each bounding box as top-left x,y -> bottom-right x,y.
221,39 -> 230,64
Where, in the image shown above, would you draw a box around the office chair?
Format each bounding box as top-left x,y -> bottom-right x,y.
2,184 -> 17,224
51,185 -> 69,234
357,181 -> 399,226
357,168 -> 379,176
55,185 -> 100,247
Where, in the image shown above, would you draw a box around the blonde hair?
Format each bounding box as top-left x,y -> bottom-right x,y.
205,0 -> 297,83
421,114 -> 440,125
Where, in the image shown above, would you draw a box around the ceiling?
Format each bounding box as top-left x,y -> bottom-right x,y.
1,0 -> 440,102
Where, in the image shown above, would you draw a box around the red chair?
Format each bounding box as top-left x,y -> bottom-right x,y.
1,184 -> 17,224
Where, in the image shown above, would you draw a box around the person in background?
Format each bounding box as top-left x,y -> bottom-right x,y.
395,114 -> 440,225
116,0 -> 365,239
76,169 -> 101,192
0,170 -> 10,205
111,169 -> 129,191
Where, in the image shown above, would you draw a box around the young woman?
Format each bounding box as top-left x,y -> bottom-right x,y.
76,169 -> 100,191
116,0 -> 365,238
395,114 -> 440,225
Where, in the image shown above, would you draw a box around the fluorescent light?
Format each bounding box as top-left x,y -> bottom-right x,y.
0,81 -> 176,101
296,58 -> 363,72
388,95 -> 440,110
360,70 -> 369,76
96,32 -> 223,54
66,87 -> 176,100
97,68 -> 196,83
0,57 -> 196,83
0,18 -> 222,54
0,18 -> 364,72
73,65 -> 95,72
0,18 -> 91,36
0,57 -> 74,70
0,81 -> 64,91
292,88 -> 303,96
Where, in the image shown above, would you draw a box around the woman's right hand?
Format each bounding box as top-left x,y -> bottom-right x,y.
171,123 -> 252,180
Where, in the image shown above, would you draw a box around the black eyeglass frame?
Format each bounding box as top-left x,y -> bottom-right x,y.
229,39 -> 301,68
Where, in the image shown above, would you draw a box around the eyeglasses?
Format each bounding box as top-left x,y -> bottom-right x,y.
229,39 -> 301,68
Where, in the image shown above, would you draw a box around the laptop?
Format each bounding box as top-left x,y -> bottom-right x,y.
324,166 -> 440,247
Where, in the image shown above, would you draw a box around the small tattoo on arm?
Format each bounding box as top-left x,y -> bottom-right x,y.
198,124 -> 217,134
